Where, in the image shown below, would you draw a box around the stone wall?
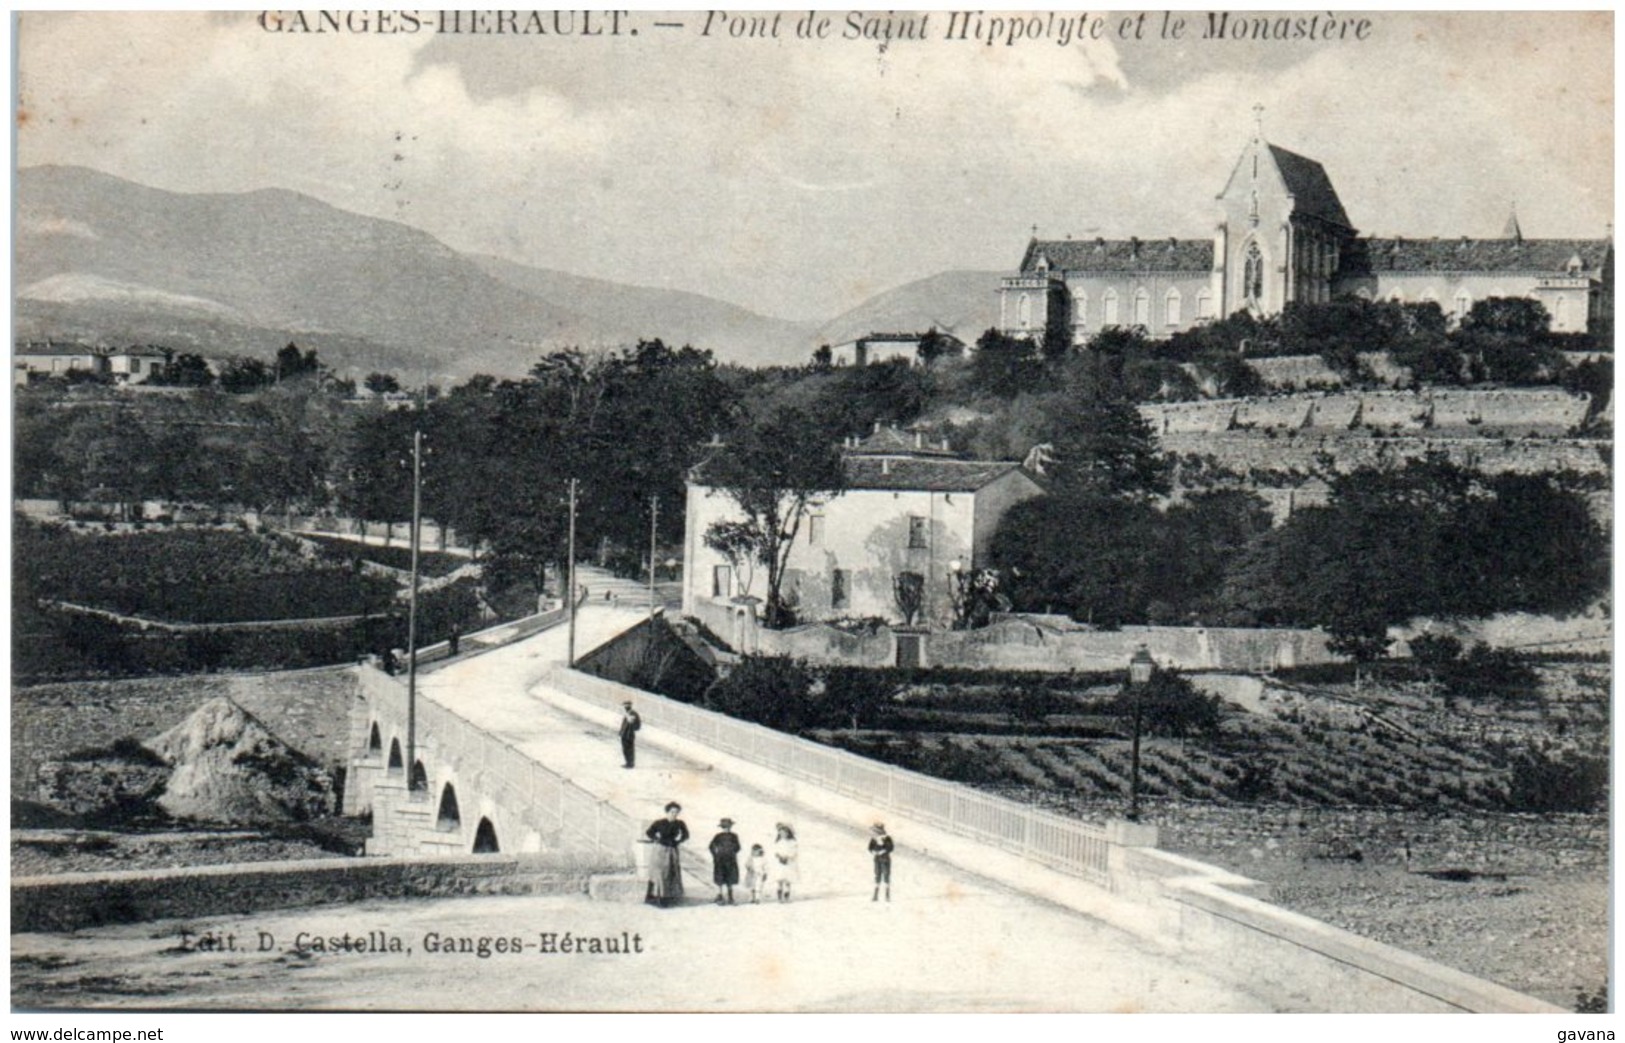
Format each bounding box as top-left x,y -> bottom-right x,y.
1142,388 -> 1594,438
1160,432 -> 1609,477
733,609 -> 1339,673
12,853 -> 601,934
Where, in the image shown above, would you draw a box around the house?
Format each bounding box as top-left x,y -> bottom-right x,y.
999,120 -> 1612,343
14,342 -> 104,385
829,330 -> 965,367
13,342 -> 170,385
105,345 -> 169,384
682,423 -> 1044,630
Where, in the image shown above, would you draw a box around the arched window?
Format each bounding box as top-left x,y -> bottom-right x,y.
1196,290 -> 1214,319
1133,289 -> 1150,327
1103,289 -> 1119,326
387,739 -> 403,774
1389,289 -> 1405,303
436,783 -> 462,832
1355,288 -> 1372,301
1071,289 -> 1087,327
1454,290 -> 1472,321
368,722 -> 382,755
1018,293 -> 1032,329
1244,242 -> 1264,303
410,760 -> 428,792
1165,288 -> 1182,326
472,818 -> 500,854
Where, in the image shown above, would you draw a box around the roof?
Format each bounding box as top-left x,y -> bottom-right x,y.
15,343 -> 101,357
843,456 -> 1031,493
1267,145 -> 1353,229
107,345 -> 169,358
1019,238 -> 1213,274
848,425 -> 958,457
1343,237 -> 1612,275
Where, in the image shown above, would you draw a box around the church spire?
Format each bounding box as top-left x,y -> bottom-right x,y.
1252,103 -> 1265,144
1502,202 -> 1523,242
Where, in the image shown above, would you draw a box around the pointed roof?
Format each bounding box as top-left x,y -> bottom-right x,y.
1267,145 -> 1353,230
1503,207 -> 1524,242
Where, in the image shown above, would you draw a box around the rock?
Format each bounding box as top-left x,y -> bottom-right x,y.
144,697 -> 335,824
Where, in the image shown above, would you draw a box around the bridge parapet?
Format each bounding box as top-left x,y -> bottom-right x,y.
351,665 -> 635,866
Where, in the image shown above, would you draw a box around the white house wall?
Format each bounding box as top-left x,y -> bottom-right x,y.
685,483 -> 982,628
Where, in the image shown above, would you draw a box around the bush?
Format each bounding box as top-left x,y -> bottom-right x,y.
1506,749 -> 1606,813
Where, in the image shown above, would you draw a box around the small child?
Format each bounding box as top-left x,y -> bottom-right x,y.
744,843 -> 769,904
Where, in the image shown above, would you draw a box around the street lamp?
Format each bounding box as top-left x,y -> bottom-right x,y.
1126,645 -> 1156,822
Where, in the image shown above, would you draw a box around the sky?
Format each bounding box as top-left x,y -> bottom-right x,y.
14,10 -> 1614,321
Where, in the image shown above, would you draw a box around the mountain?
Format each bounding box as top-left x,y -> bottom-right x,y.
15,166 -> 813,376
16,166 -> 1006,375
808,269 -> 1004,350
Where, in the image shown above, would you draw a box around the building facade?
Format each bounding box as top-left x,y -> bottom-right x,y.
682,425 -> 1044,629
999,128 -> 1613,343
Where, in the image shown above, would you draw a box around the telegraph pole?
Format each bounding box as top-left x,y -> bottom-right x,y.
648,495 -> 659,615
406,428 -> 423,791
566,478 -> 579,667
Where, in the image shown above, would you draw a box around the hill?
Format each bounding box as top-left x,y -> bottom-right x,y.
15,166 -> 813,376
808,269 -> 1003,350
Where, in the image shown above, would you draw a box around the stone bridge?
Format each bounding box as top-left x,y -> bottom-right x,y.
343,605 -> 1560,1014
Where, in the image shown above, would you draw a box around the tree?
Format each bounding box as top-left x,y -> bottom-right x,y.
364,372 -> 402,395
817,666 -> 896,732
275,342 -> 321,382
811,344 -> 833,369
892,571 -> 925,627
916,329 -> 954,366
156,352 -> 214,387
970,328 -> 1042,397
219,357 -> 272,393
700,406 -> 845,628
1113,670 -> 1222,741
705,655 -> 815,732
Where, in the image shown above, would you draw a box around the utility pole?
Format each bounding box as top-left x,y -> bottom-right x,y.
406,428 -> 423,791
648,495 -> 659,616
566,478 -> 579,667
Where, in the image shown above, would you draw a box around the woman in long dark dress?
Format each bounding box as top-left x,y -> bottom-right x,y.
645,801 -> 689,907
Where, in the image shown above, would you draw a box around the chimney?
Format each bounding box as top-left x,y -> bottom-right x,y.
915,431 -> 924,449
941,438 -> 950,451
873,420 -> 882,434
881,458 -> 891,475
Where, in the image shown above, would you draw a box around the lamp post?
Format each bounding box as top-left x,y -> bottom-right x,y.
1126,644 -> 1155,822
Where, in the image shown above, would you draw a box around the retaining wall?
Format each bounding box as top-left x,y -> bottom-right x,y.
12,853 -> 601,934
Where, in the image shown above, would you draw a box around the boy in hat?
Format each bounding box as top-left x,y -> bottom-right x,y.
709,817 -> 742,905
869,823 -> 894,902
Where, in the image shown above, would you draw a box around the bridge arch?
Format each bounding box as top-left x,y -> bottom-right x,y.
387,738 -> 403,774
410,760 -> 429,793
436,783 -> 462,832
367,722 -> 382,755
472,817 -> 500,854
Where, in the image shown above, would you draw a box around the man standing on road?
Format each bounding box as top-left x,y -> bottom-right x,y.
619,701 -> 642,769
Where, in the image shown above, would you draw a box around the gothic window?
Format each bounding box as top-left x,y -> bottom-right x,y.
1454,290 -> 1472,320
1196,290 -> 1214,319
1018,293 -> 1032,329
1133,289 -> 1150,327
1244,242 -> 1264,303
1165,289 -> 1182,326
1072,289 -> 1087,327
1103,289 -> 1119,326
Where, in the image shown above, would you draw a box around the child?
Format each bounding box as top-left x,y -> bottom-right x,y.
869,823 -> 893,902
745,844 -> 769,904
709,818 -> 741,906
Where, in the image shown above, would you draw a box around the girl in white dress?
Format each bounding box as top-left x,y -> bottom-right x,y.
772,822 -> 800,903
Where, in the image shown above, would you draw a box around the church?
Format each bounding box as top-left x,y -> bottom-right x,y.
998,121 -> 1613,344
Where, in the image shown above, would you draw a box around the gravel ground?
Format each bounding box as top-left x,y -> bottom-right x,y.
1152,804 -> 1609,1010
